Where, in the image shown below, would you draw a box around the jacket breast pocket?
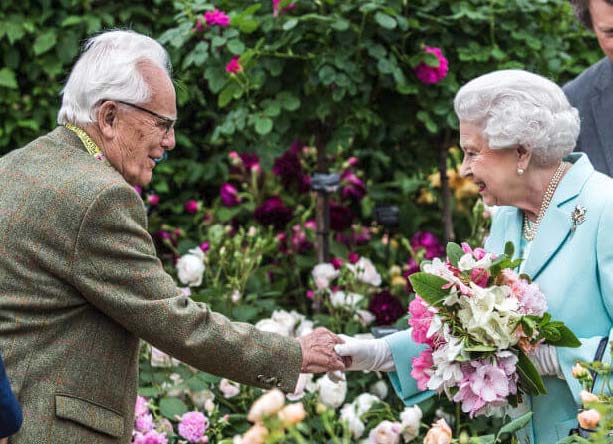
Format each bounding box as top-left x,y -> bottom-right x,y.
55,393 -> 124,438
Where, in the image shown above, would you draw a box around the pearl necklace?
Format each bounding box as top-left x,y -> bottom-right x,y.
522,161 -> 569,241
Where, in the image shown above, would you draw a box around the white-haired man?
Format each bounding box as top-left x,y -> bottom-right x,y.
564,0 -> 613,175
0,30 -> 346,444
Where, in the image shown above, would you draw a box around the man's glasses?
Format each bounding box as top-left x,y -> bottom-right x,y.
105,100 -> 176,137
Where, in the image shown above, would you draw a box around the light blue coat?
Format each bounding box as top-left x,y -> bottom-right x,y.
384,153 -> 613,443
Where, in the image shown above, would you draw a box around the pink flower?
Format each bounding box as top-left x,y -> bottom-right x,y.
254,197 -> 293,230
135,413 -> 154,433
306,290 -> 314,299
203,9 -> 230,27
348,252 -> 360,264
347,156 -> 359,167
331,257 -> 344,270
502,270 -> 547,316
133,185 -> 143,195
132,430 -> 168,444
200,242 -> 210,253
340,170 -> 366,202
272,0 -> 295,17
414,47 -> 449,85
147,194 -> 160,206
184,200 -> 200,214
226,56 -> 242,74
470,268 -> 490,288
178,411 -> 209,442
408,296 -> 434,345
220,183 -> 240,207
411,348 -> 433,391
453,360 -> 512,417
135,396 -> 150,417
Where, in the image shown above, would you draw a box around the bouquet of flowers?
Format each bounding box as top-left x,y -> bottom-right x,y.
408,241 -> 580,417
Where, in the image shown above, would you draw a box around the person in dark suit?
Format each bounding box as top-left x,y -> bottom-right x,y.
564,0 -> 613,175
0,352 -> 21,440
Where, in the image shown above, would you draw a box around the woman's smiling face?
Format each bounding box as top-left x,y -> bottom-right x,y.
458,121 -> 519,207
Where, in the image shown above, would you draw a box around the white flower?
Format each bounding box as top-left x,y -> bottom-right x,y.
348,257 -> 382,287
330,291 -> 364,308
354,393 -> 380,415
369,380 -> 388,400
427,346 -> 464,393
190,389 -> 215,410
355,310 -> 376,327
219,378 -> 241,399
312,263 -> 339,290
340,403 -> 366,439
231,289 -> 241,303
400,405 -> 422,442
316,374 -> 347,409
271,310 -> 298,334
458,252 -> 493,272
150,347 -> 181,368
255,318 -> 291,337
368,420 -> 402,444
295,320 -> 314,337
176,247 -> 205,287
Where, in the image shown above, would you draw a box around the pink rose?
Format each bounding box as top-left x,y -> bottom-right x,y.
203,9 -> 230,27
184,200 -> 200,214
226,56 -> 243,74
414,47 -> 449,85
147,194 -> 160,206
578,409 -> 600,430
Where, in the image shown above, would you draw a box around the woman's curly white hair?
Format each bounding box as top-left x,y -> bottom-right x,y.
454,70 -> 580,167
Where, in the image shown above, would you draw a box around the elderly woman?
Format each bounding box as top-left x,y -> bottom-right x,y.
336,69 -> 613,443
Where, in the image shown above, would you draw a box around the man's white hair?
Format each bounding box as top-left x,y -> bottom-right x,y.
57,30 -> 171,125
454,69 -> 580,167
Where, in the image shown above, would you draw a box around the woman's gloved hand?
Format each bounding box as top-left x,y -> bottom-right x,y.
333,334 -> 395,372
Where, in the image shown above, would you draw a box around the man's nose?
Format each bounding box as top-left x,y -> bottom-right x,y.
162,128 -> 176,151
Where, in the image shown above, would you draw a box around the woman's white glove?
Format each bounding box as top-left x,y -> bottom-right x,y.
528,344 -> 563,378
333,334 -> 395,372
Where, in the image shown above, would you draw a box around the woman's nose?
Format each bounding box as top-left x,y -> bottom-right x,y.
459,157 -> 471,177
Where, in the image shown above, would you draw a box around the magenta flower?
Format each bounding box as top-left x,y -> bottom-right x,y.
184,200 -> 200,214
408,296 -> 434,345
178,411 -> 209,442
470,268 -> 490,288
411,348 -> 433,391
273,143 -> 310,193
340,170 -> 366,202
220,183 -> 240,207
331,257 -> 344,270
132,430 -> 168,444
133,185 -> 143,195
200,242 -> 210,253
329,200 -> 353,231
135,413 -> 154,433
226,56 -> 242,74
272,0 -> 295,16
414,46 -> 449,84
147,194 -> 160,206
347,156 -> 359,167
254,197 -> 293,230
306,289 -> 314,299
368,290 -> 405,325
410,231 -> 444,259
204,9 -> 230,27
348,252 -> 359,264
135,396 -> 150,417
291,224 -> 313,253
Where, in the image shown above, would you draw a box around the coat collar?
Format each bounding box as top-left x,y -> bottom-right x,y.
518,153 -> 593,279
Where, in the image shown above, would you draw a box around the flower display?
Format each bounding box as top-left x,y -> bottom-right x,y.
178,411 -> 209,442
407,241 -> 579,417
414,46 -> 449,84
368,290 -> 405,325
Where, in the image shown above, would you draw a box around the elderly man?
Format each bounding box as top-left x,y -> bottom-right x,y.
0,30 -> 345,443
564,0 -> 613,175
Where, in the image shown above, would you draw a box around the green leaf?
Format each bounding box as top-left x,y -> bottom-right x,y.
374,12 -> 397,29
218,82 -> 241,108
546,325 -> 581,348
504,241 -> 515,257
408,272 -> 450,306
283,18 -> 299,31
277,92 -> 300,111
446,242 -> 464,268
233,304 -> 259,322
517,349 -> 547,395
0,68 -> 18,89
33,31 -> 57,55
159,397 -> 188,420
227,39 -> 245,55
318,65 -> 336,85
469,435 -> 496,444
332,19 -> 350,31
138,386 -> 163,397
496,412 -> 533,439
254,116 -> 273,135
61,16 -> 83,27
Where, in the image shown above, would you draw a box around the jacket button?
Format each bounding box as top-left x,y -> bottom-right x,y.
257,375 -> 265,381
265,376 -> 277,385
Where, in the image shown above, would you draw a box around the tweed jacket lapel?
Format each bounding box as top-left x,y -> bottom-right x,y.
522,154 -> 593,280
590,60 -> 613,175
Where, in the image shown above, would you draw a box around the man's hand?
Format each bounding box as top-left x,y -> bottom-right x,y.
297,327 -> 348,373
1,438 -> 8,444
333,334 -> 395,372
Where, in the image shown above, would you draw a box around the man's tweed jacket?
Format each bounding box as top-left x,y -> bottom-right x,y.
0,127 -> 302,443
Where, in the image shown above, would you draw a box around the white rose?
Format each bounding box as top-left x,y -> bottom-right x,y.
312,263 -> 339,290
231,289 -> 241,303
176,247 -> 205,287
369,380 -> 388,400
348,257 -> 381,287
330,291 -> 363,308
247,389 -> 285,422
400,405 -> 423,442
190,389 -> 215,410
355,309 -> 376,327
295,320 -> 314,337
219,378 -> 241,399
255,318 -> 291,337
353,393 -> 380,416
368,420 -> 402,444
316,374 -> 347,409
150,347 -> 181,368
271,310 -> 298,334
340,403 -> 366,439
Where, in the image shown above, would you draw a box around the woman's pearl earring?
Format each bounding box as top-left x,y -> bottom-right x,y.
517,168 -> 525,176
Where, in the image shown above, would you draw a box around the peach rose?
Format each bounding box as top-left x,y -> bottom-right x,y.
580,390 -> 600,404
278,402 -> 306,426
247,389 -> 285,422
240,423 -> 268,444
424,419 -> 452,444
578,409 -> 601,430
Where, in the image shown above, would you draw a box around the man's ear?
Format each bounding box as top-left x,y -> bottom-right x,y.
97,101 -> 119,139
516,145 -> 532,171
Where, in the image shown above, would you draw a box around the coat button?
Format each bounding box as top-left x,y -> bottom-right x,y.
257,375 -> 265,382
264,376 -> 277,385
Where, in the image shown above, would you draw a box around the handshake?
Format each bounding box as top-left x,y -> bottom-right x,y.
296,328 -> 395,374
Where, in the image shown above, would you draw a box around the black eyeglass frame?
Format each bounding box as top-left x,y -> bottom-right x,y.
100,99 -> 177,136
